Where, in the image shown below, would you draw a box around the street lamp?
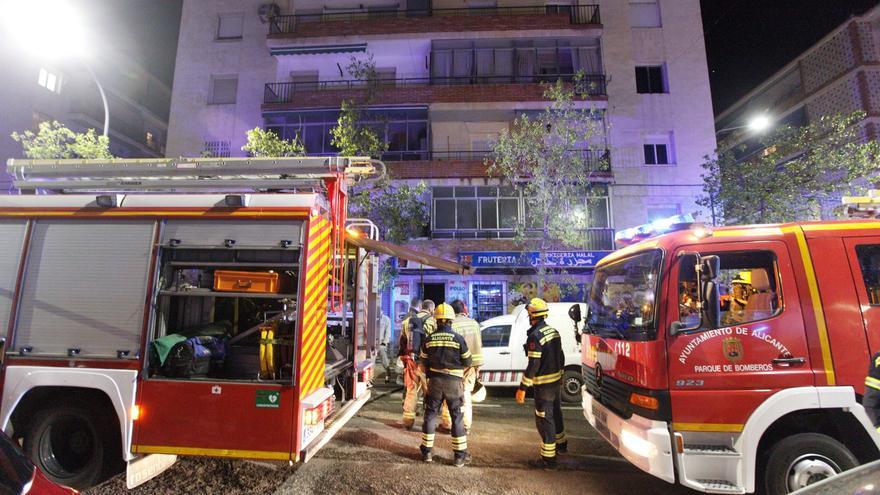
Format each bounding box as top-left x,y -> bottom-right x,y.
2,0 -> 110,137
715,114 -> 773,137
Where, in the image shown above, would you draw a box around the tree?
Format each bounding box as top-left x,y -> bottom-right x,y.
241,127 -> 304,156
488,71 -> 609,290
698,111 -> 880,225
11,121 -> 112,159
329,55 -> 388,159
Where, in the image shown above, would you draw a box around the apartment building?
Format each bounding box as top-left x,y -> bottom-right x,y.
166,0 -> 716,324
0,49 -> 172,192
716,4 -> 880,161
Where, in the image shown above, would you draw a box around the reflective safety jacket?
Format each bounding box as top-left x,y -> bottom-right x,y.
419,325 -> 472,379
452,314 -> 483,367
519,320 -> 564,389
399,310 -> 436,360
866,352 -> 880,429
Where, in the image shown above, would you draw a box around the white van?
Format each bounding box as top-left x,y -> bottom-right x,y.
478,303 -> 585,402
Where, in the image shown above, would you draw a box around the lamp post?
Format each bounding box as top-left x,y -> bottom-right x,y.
2,0 -> 110,136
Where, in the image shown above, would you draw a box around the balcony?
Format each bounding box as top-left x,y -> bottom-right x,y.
431,227 -> 615,248
263,74 -> 607,109
268,5 -> 600,39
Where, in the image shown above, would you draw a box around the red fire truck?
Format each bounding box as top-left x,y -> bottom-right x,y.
573,219 -> 880,494
0,157 -> 467,490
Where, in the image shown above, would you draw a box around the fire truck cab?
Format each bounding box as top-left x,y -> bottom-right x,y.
575,219 -> 880,494
0,157 -> 468,490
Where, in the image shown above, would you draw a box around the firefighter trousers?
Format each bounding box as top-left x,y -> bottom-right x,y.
402,362 -> 425,427
534,382 -> 565,462
421,375 -> 468,460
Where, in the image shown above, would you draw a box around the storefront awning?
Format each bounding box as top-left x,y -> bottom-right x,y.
346,234 -> 473,275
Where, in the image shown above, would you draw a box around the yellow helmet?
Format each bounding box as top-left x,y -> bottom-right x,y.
434,303 -> 455,321
526,298 -> 549,318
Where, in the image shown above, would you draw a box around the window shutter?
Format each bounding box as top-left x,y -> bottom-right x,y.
217,14 -> 243,39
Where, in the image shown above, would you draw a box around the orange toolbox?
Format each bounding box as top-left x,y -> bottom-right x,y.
213,270 -> 280,293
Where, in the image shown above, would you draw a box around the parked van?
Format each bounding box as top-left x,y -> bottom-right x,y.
479,302 -> 586,402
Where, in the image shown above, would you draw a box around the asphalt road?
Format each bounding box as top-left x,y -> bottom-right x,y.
89,381 -> 698,494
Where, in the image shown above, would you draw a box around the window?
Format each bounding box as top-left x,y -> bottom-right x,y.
643,133 -> 674,165
37,67 -> 61,93
635,65 -> 666,93
588,250 -> 663,341
678,250 -> 782,330
481,325 -> 512,347
290,71 -> 319,91
217,14 -> 244,40
209,75 -> 238,105
630,0 -> 661,27
203,140 -> 231,158
856,245 -> 880,305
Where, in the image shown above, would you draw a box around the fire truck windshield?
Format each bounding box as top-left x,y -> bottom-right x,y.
586,249 -> 662,341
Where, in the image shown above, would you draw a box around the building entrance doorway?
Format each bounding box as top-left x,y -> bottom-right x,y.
420,282 -> 446,305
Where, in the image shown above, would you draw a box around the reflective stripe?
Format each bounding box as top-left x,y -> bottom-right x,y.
535,409 -> 546,418
533,370 -> 563,385
527,351 -> 542,358
427,341 -> 461,348
521,377 -> 534,387
452,437 -> 468,451
403,412 -> 416,419
429,367 -> 464,377
461,350 -> 472,359
541,443 -> 556,457
555,432 -> 566,443
866,376 -> 880,391
539,333 -> 560,345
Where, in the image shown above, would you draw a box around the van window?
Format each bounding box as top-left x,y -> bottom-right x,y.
678,250 -> 781,329
855,245 -> 880,305
481,325 -> 511,347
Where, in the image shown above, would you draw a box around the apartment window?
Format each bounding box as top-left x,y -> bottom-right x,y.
644,134 -> 674,165
635,65 -> 666,93
209,75 -> 238,104
37,67 -> 61,93
203,140 -> 231,158
217,14 -> 244,40
630,0 -> 661,27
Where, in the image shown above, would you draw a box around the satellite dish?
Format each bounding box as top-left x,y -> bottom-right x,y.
258,2 -> 280,23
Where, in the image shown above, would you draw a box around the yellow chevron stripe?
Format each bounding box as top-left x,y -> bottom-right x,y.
309,226 -> 331,250
306,241 -> 331,276
301,329 -> 326,373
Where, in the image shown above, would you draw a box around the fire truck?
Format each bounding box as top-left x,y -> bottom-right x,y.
572,215 -> 880,494
0,156 -> 468,490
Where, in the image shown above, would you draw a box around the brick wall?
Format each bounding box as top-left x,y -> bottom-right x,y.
801,23 -> 859,93
388,159 -> 490,179
269,13 -> 591,39
263,82 -> 605,110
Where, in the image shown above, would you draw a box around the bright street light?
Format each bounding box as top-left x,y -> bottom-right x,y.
716,114 -> 774,137
1,0 -> 109,137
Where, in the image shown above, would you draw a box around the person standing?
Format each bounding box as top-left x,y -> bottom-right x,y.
865,350 -> 880,431
399,299 -> 436,429
419,303 -> 472,467
515,298 -> 566,468
450,299 -> 483,431
377,312 -> 393,383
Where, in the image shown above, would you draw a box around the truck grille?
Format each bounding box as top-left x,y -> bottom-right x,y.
582,364 -> 671,421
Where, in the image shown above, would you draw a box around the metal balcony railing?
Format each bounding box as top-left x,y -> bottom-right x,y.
269,4 -> 599,34
263,73 -> 607,104
431,227 -> 615,248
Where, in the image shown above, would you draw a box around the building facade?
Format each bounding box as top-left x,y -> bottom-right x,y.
0,45 -> 172,192
166,0 -> 716,327
716,5 -> 880,167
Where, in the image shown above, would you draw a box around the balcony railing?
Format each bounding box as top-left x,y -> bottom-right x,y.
269,4 -> 599,34
378,149 -> 610,170
264,74 -> 607,104
431,227 -> 615,248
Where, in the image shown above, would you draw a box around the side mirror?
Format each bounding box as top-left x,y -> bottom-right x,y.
669,320 -> 686,336
568,304 -> 582,323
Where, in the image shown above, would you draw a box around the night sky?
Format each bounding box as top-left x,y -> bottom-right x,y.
701,0 -> 879,114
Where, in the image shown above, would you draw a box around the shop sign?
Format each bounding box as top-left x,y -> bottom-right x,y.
459,251 -> 611,268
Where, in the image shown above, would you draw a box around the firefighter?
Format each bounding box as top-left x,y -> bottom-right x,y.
450,299 -> 483,431
377,312 -> 393,383
515,297 -> 566,469
400,299 -> 436,429
865,351 -> 880,431
418,303 -> 472,467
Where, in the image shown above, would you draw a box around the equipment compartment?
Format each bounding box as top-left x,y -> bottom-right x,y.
214,270 -> 280,293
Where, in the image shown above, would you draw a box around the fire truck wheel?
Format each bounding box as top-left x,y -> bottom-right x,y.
22,401 -> 113,490
561,370 -> 583,403
763,433 -> 858,495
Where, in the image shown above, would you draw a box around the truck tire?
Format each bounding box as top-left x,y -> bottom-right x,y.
561,370 -> 583,403
22,400 -> 116,490
763,433 -> 858,495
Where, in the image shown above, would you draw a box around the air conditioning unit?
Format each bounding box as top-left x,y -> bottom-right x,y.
258,2 -> 280,22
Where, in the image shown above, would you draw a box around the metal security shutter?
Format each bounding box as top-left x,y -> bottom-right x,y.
0,220 -> 27,336
15,220 -> 155,357
161,220 -> 303,248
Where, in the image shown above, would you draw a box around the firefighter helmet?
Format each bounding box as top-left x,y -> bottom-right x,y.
526,298 -> 549,318
434,303 -> 455,321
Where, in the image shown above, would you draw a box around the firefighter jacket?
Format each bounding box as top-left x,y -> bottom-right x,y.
399,310 -> 436,360
865,351 -> 880,429
419,325 -> 472,379
452,314 -> 483,367
519,320 -> 564,390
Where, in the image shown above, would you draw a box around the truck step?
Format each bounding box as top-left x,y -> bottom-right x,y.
694,479 -> 743,494
684,444 -> 741,457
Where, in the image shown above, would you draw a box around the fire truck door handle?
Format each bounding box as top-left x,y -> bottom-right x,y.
499,351 -> 510,355
772,356 -> 806,366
